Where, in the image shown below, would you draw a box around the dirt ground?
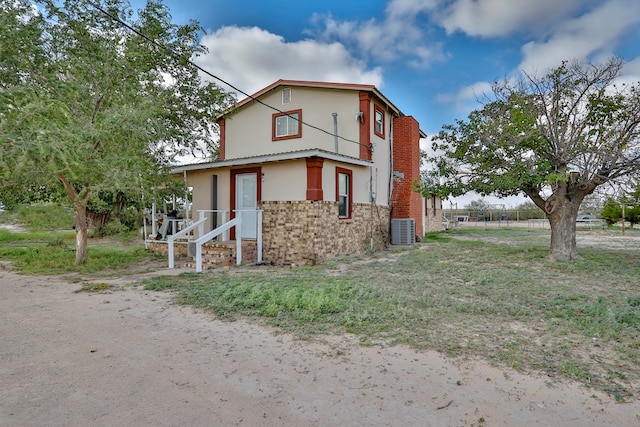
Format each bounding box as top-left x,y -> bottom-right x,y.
2,266 -> 640,426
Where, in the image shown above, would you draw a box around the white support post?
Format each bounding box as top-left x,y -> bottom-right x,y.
168,236 -> 175,269
235,217 -> 242,265
257,210 -> 263,263
196,242 -> 203,273
198,210 -> 206,239
151,203 -> 157,237
222,211 -> 228,241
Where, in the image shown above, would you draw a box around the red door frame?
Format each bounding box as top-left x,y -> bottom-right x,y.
229,167 -> 262,240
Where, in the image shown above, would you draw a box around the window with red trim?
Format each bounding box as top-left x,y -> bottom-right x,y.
336,167 -> 352,219
272,109 -> 302,140
374,105 -> 384,138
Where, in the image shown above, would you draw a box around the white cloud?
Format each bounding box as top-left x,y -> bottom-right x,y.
438,0 -> 582,37
195,26 -> 383,96
308,0 -> 445,68
518,0 -> 640,75
620,57 -> 640,83
436,81 -> 493,115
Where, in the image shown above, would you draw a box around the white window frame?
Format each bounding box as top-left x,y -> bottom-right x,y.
336,167 -> 352,219
374,105 -> 384,138
282,87 -> 291,104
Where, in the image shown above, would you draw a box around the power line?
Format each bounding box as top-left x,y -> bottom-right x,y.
86,0 -> 371,150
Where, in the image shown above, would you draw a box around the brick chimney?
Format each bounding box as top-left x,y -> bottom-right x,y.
391,116 -> 423,237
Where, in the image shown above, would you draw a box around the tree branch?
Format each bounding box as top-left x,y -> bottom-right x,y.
91,93 -> 104,124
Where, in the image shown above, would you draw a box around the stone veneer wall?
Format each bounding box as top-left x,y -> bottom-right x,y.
147,241 -> 188,256
424,206 -> 444,232
260,200 -> 390,266
147,240 -> 257,270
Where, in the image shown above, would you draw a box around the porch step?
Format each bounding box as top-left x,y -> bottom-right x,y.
184,241 -> 258,270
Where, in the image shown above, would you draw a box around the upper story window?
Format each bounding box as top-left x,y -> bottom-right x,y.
336,167 -> 352,219
374,105 -> 385,138
272,109 -> 302,141
282,88 -> 291,104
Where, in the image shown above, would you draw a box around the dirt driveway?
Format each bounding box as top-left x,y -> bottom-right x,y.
1,267 -> 639,426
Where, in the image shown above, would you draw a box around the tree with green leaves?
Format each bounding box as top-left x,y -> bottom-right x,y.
463,198 -> 488,210
423,58 -> 640,260
602,182 -> 640,228
0,0 -> 234,264
601,198 -> 622,226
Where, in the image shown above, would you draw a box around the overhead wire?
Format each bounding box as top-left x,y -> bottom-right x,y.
85,0 -> 372,150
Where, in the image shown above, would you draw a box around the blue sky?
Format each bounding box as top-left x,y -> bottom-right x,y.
132,0 -> 640,207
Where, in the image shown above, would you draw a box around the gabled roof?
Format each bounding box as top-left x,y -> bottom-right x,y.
235,79 -> 401,111
221,80 -> 425,134
221,79 -> 427,138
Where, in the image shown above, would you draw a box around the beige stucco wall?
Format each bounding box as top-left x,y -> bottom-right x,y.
321,160 -> 372,205
224,87 -> 363,160
185,160 -> 314,233
370,112 -> 391,205
369,147 -> 390,205
187,167 -> 231,232
261,160 -> 306,201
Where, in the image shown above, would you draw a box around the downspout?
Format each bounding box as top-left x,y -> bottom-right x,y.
388,115 -> 394,244
370,164 -> 374,250
332,112 -> 338,153
388,115 -> 394,205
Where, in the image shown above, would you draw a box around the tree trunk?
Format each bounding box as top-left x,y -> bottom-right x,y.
547,198 -> 582,261
58,174 -> 91,265
74,204 -> 89,265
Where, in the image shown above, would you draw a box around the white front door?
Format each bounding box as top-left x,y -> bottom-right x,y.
235,173 -> 257,239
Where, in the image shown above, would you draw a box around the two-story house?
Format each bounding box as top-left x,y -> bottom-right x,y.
169,80 -> 442,267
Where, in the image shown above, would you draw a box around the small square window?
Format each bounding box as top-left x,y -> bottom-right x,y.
282,88 -> 291,104
272,109 -> 302,140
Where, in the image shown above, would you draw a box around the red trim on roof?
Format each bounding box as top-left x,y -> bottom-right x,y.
231,80 -> 395,114
240,79 -> 377,104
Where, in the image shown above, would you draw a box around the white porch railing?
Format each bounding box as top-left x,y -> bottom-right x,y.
196,210 -> 229,241
167,209 -> 263,273
234,209 -> 263,264
193,217 -> 242,273
167,217 -> 207,269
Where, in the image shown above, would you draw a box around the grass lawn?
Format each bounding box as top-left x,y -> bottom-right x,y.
143,226 -> 640,401
0,204 -> 162,276
0,227 -> 162,276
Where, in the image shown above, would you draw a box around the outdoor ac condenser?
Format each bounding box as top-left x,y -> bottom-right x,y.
391,218 -> 415,246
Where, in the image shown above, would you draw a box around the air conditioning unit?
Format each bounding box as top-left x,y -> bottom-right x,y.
391,219 -> 415,246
